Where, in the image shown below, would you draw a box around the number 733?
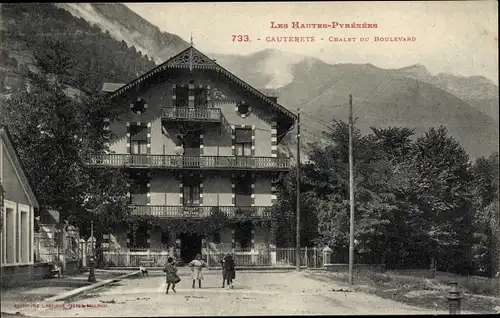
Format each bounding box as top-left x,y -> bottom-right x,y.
232,35 -> 250,42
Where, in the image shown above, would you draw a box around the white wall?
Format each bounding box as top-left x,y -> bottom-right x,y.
2,200 -> 34,267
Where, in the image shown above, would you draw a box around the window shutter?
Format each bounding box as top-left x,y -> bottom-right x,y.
235,128 -> 252,143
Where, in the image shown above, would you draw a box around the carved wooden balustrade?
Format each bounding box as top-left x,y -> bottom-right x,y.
88,154 -> 291,171
161,107 -> 223,122
128,205 -> 272,219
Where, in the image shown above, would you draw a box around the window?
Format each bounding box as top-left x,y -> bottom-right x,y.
235,173 -> 252,207
183,133 -> 200,156
130,176 -> 149,205
131,97 -> 147,114
235,128 -> 252,157
175,86 -> 189,107
5,208 -> 14,264
237,102 -> 250,115
130,125 -> 148,154
183,175 -> 200,206
194,87 -> 207,107
21,211 -> 28,263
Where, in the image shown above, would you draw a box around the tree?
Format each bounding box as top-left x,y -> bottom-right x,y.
306,121 -> 403,263
33,39 -> 74,77
404,127 -> 474,274
271,168 -> 319,247
471,152 -> 499,276
0,71 -> 130,234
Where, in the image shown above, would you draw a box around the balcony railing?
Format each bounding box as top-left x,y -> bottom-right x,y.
88,154 -> 291,170
162,107 -> 223,122
129,205 -> 272,219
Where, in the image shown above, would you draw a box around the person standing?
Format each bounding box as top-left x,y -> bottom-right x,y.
163,256 -> 180,294
222,253 -> 236,289
188,253 -> 206,288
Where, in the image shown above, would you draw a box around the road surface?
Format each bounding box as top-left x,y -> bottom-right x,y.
14,270 -> 453,316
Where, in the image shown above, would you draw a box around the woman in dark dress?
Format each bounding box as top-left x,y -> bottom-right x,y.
221,253 -> 236,289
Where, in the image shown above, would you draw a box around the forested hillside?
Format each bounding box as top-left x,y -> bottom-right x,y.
0,3 -> 156,94
0,3 -> 155,237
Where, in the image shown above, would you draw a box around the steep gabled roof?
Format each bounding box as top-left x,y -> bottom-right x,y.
0,126 -> 39,208
106,46 -> 297,122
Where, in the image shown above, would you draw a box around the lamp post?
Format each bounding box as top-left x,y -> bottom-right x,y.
446,282 -> 462,315
88,220 -> 96,282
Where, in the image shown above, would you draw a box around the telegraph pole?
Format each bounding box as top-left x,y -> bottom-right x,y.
296,108 -> 301,271
348,94 -> 355,285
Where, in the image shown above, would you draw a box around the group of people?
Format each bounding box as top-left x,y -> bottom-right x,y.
162,253 -> 236,294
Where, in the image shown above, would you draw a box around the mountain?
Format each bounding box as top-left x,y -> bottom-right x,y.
217,52 -> 498,158
394,65 -> 499,121
0,3 -> 156,96
276,59 -> 498,158
55,3 -> 189,63
4,3 -> 498,159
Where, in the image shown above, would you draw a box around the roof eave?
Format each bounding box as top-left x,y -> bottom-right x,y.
0,126 -> 39,208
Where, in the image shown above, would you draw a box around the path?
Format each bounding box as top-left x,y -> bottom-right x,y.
7,270 -> 456,316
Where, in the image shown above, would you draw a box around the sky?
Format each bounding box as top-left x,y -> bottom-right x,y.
126,1 -> 498,84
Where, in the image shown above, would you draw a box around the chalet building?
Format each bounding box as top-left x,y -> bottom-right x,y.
89,46 -> 296,263
1,126 -> 39,285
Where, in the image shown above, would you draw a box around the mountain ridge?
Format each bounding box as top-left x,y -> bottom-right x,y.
4,3 -> 497,159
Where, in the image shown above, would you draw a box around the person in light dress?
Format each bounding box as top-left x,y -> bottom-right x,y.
188,253 -> 207,288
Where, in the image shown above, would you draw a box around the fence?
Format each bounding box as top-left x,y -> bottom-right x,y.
101,248 -> 171,267
101,247 -> 324,268
33,228 -> 82,265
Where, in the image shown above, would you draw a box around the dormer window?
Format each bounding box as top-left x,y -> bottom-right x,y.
130,97 -> 147,114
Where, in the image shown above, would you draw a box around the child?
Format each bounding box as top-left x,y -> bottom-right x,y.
222,253 -> 235,289
163,256 -> 180,294
188,254 -> 206,288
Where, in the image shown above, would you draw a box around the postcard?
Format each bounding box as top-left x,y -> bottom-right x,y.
0,2 -> 498,317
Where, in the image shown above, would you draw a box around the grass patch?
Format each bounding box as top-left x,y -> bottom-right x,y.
304,269 -> 500,314
460,276 -> 499,296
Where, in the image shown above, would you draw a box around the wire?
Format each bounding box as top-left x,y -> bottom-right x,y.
352,39 -> 428,117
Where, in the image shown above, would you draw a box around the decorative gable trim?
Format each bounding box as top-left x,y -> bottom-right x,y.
107,46 -> 296,122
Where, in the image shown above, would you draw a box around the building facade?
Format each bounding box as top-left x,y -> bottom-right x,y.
1,125 -> 39,284
89,46 -> 296,263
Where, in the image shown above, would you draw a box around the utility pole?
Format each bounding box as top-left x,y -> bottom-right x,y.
348,94 -> 355,285
296,108 -> 301,271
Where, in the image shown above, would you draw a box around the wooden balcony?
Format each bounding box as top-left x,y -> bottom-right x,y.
129,205 -> 272,219
88,154 -> 291,171
162,107 -> 223,123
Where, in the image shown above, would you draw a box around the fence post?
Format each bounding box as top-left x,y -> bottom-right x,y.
305,246 -> 308,268
314,247 -> 317,268
202,238 -> 208,268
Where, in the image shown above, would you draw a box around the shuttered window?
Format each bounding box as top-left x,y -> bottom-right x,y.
235,128 -> 252,157
183,174 -> 200,206
130,125 -> 147,154
235,174 -> 252,206
194,88 -> 207,107
176,87 -> 189,107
